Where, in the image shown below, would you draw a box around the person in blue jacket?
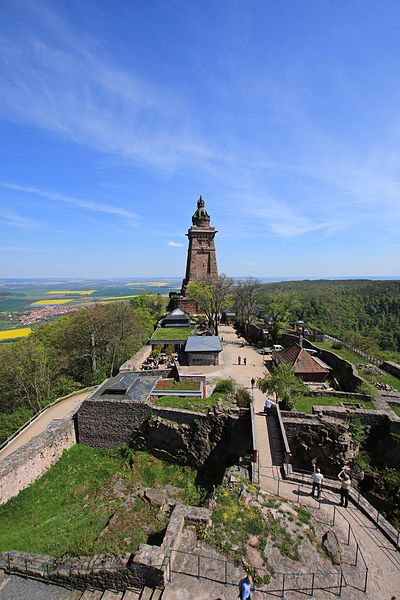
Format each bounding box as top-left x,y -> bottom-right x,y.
240,574 -> 253,599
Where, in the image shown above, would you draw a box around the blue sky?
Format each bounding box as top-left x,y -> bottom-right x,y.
1,0 -> 400,278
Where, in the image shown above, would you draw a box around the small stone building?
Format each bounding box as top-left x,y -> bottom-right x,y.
76,372 -> 159,448
273,343 -> 331,382
184,335 -> 222,366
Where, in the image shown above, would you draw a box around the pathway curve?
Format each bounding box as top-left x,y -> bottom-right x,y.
0,391 -> 90,462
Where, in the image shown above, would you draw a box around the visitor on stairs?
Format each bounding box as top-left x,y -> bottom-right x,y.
338,468 -> 351,507
311,468 -> 324,498
264,398 -> 272,415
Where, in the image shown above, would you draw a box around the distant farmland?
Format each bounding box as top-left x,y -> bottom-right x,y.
0,278 -> 180,333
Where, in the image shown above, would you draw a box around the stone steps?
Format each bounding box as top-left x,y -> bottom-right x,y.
78,587 -> 164,600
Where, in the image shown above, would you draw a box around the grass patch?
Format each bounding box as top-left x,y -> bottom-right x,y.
0,445 -> 202,557
154,380 -> 201,391
314,341 -> 400,392
293,394 -> 374,414
32,299 -> 72,305
389,403 -> 400,418
204,481 -> 309,584
154,391 -> 227,413
151,327 -> 193,341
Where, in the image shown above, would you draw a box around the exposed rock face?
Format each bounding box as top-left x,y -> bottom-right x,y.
284,416 -> 357,476
322,531 -> 343,565
132,408 -> 251,469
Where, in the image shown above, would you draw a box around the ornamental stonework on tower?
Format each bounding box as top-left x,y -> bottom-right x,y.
181,196 -> 218,294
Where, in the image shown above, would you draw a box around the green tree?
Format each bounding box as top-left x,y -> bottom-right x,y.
130,294 -> 166,319
233,277 -> 262,339
264,292 -> 299,344
257,364 -> 307,411
187,274 -> 233,335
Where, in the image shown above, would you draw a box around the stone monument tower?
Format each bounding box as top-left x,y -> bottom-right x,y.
168,196 -> 218,314
181,195 -> 218,294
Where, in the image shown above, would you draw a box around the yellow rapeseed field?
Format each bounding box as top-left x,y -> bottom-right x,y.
47,290 -> 96,295
0,328 -> 32,340
33,299 -> 72,305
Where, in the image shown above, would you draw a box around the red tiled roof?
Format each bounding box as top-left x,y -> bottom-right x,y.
273,343 -> 329,374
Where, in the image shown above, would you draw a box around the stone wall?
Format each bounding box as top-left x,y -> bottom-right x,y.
381,360 -> 400,379
134,407 -> 252,469
282,414 -> 356,475
0,504 -> 210,591
76,399 -> 151,448
0,418 -> 75,505
119,345 -> 153,372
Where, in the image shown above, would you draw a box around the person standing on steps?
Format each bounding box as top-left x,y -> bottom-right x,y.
264,397 -> 272,415
311,467 -> 324,499
338,468 -> 351,507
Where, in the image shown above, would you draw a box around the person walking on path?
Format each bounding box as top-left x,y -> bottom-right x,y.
239,574 -> 253,600
238,355 -> 241,365
338,468 -> 351,507
311,467 -> 324,499
264,397 -> 272,415
243,357 -> 247,366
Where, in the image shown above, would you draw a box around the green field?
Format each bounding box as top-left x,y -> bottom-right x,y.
0,278 -> 181,336
292,394 -> 375,414
0,445 -> 203,557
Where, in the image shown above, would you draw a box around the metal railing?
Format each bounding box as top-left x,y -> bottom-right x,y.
286,466 -> 400,552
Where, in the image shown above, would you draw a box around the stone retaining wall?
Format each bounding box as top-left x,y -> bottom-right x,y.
151,406 -> 208,426
119,345 -> 153,372
0,418 -> 76,505
381,360 -> 400,379
76,399 -> 151,448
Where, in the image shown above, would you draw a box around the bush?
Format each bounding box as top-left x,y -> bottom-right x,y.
214,378 -> 235,395
357,381 -> 378,400
348,416 -> 366,448
235,386 -> 251,408
332,342 -> 344,350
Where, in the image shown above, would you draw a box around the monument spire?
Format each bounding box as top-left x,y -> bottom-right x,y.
181,195 -> 218,295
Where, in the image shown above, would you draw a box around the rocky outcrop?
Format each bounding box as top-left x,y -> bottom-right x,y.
283,415 -> 357,475
132,407 -> 252,469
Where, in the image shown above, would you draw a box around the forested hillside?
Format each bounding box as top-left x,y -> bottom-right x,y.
260,280 -> 400,357
0,300 -> 159,443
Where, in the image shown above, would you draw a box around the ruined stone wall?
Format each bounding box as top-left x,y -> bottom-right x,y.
133,408 -> 252,469
0,418 -> 75,505
282,415 -> 356,475
381,360 -> 400,379
76,399 -> 151,448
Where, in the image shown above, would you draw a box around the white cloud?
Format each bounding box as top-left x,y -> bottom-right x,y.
1,182 -> 138,220
0,208 -> 40,229
167,241 -> 184,248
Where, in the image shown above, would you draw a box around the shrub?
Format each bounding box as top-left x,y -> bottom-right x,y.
348,416 -> 366,448
235,385 -> 251,408
332,342 -> 344,350
214,378 -> 235,395
357,381 -> 378,400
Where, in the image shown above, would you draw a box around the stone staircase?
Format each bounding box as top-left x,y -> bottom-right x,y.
77,586 -> 163,599
266,413 -> 285,466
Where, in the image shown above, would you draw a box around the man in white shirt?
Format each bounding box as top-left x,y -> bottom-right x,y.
311,468 -> 324,498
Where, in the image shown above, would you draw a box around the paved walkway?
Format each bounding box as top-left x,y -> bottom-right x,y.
0,391 -> 90,462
